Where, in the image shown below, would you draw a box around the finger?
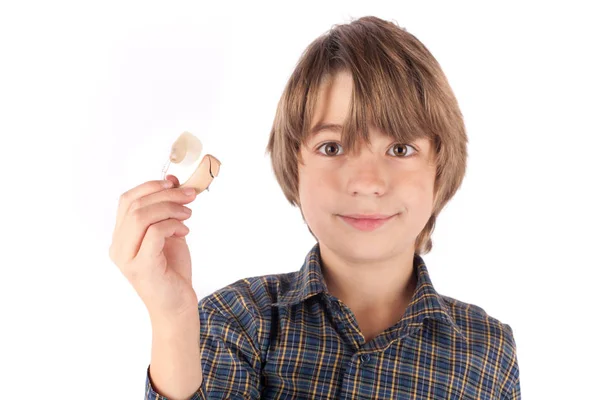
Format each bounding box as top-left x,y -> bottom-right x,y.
129,185 -> 197,214
116,185 -> 197,239
137,218 -> 190,261
120,201 -> 192,262
115,179 -> 174,232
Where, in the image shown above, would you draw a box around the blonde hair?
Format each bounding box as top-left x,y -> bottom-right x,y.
265,16 -> 468,255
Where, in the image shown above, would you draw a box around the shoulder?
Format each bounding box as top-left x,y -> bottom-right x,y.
200,271 -> 297,310
440,294 -> 519,386
441,294 -> 517,347
197,271 -> 298,328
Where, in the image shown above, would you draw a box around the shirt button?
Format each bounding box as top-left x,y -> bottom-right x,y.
360,354 -> 370,363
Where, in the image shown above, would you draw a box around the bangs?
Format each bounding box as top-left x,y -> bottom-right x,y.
297,26 -> 438,155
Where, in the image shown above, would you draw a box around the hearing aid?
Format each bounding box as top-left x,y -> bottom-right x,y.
160,131 -> 221,194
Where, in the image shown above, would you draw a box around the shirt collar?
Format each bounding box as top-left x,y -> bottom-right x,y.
273,242 -> 467,341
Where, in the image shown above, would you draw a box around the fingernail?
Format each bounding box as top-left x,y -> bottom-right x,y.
182,187 -> 196,195
163,180 -> 174,188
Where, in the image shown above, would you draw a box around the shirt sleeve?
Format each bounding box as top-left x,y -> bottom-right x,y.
145,365 -> 203,400
503,377 -> 521,400
144,295 -> 262,399
500,323 -> 521,400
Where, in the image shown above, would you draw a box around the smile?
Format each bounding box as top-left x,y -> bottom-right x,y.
338,214 -> 397,232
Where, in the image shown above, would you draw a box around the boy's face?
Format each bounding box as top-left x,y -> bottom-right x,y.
298,70 -> 436,259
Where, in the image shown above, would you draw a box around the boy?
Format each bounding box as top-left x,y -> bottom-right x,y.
111,15 -> 520,400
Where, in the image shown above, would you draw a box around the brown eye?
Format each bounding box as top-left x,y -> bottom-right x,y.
318,142 -> 343,156
388,144 -> 416,157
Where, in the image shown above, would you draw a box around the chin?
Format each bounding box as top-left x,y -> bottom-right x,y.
323,229 -> 397,255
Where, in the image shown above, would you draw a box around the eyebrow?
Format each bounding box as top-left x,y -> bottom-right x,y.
309,122 -> 344,136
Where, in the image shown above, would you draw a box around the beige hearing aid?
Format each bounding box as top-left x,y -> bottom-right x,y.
161,131 -> 221,194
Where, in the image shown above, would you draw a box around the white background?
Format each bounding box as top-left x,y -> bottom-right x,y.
1,1 -> 598,398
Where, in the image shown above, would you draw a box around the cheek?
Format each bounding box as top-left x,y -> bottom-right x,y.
397,171 -> 435,208
298,169 -> 337,223
300,171 -> 328,205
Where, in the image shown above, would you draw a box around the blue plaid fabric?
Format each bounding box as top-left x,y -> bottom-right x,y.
146,241 -> 520,399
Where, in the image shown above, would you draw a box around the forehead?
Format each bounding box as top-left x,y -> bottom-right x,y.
309,71 -> 353,132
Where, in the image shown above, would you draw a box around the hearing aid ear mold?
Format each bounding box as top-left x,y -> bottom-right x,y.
162,131 -> 221,194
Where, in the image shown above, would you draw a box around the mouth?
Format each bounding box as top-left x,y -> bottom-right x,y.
340,213 -> 395,220
337,213 -> 398,232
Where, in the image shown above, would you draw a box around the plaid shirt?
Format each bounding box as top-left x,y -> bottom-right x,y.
145,242 -> 520,399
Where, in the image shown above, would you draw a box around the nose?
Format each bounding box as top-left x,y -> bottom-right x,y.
345,155 -> 387,197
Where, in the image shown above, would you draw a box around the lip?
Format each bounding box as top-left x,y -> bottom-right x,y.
341,214 -> 394,220
338,213 -> 397,232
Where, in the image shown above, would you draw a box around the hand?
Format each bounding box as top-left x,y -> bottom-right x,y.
109,175 -> 199,321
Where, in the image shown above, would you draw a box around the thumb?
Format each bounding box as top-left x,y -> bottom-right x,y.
165,174 -> 180,188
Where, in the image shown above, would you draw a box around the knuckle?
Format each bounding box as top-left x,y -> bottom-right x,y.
130,208 -> 144,226
146,222 -> 160,236
129,198 -> 143,212
119,190 -> 131,205
130,209 -> 144,227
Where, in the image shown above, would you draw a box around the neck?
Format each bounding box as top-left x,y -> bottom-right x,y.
318,241 -> 418,313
